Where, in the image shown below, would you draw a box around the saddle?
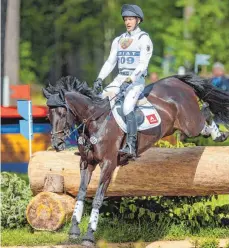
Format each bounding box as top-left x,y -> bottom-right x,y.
103,84 -> 161,133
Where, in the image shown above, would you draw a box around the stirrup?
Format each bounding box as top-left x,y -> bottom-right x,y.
119,142 -> 136,157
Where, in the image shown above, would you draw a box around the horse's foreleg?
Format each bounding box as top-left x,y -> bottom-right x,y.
82,160 -> 115,246
69,159 -> 95,239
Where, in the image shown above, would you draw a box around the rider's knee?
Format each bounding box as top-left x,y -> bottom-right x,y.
123,104 -> 133,116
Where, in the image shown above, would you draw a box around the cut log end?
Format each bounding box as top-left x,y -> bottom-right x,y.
26,192 -> 75,231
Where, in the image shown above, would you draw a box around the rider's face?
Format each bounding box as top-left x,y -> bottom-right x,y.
124,17 -> 139,32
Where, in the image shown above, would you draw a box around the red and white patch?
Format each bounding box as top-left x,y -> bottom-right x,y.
146,114 -> 158,124
109,93 -> 161,133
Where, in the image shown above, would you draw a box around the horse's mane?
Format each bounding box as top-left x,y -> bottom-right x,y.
45,76 -> 104,103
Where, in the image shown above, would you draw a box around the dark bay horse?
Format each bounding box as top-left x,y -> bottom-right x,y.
43,74 -> 229,247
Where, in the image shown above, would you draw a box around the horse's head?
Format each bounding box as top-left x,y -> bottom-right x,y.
43,76 -> 106,151
43,87 -> 74,151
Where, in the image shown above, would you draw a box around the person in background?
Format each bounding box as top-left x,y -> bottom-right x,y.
149,72 -> 159,83
211,62 -> 229,92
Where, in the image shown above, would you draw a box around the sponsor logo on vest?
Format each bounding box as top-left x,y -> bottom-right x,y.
117,51 -> 140,56
146,114 -> 158,124
120,38 -> 133,49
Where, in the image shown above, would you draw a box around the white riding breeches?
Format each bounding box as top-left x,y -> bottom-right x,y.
101,74 -> 145,116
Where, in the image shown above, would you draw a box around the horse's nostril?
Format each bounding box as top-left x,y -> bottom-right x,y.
53,141 -> 65,152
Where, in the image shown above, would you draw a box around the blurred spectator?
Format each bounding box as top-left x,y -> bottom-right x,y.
149,72 -> 159,83
178,66 -> 185,75
211,62 -> 229,91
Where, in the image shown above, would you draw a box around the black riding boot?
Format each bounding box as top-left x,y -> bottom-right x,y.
119,111 -> 137,157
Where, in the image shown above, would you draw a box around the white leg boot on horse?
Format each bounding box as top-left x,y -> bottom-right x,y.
82,160 -> 115,247
201,121 -> 229,142
200,102 -> 229,142
69,160 -> 95,239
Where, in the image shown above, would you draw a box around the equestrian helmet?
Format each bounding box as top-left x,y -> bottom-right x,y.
121,4 -> 144,22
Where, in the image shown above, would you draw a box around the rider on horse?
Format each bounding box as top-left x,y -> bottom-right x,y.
93,4 -> 153,157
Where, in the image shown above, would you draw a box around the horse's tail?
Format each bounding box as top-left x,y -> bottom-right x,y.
174,74 -> 229,124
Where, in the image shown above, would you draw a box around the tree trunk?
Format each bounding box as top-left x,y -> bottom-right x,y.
26,192 -> 75,231
28,147 -> 229,197
4,0 -> 20,105
1,0 -> 8,105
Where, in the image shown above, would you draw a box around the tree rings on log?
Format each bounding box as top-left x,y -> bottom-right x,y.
26,192 -> 75,231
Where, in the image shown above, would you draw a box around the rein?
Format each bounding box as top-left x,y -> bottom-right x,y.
75,88 -> 123,146
54,87 -> 124,147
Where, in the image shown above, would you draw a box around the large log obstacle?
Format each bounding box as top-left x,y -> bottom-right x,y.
27,146 -> 229,231
29,146 -> 229,196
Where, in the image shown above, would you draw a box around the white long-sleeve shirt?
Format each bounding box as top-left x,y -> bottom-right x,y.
98,27 -> 153,83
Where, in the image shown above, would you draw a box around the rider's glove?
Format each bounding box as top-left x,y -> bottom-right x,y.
120,83 -> 127,93
120,77 -> 132,93
93,78 -> 103,94
124,77 -> 132,84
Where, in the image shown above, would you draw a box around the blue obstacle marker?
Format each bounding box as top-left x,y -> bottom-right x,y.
17,100 -> 33,157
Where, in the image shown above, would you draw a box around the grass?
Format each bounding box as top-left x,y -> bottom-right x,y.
2,217 -> 229,246
2,174 -> 229,246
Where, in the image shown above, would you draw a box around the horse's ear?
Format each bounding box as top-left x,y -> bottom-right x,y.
42,88 -> 51,99
59,89 -> 65,102
48,83 -> 55,91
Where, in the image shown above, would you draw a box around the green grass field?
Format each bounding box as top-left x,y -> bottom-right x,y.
2,219 -> 229,246
1,174 -> 229,246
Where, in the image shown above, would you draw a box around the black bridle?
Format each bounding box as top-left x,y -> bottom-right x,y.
51,86 -> 125,146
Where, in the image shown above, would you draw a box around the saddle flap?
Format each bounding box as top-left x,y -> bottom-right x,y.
109,94 -> 161,133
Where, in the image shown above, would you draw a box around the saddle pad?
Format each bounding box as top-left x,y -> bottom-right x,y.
109,95 -> 161,133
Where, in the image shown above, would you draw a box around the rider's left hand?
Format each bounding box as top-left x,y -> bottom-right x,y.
120,83 -> 128,93
93,78 -> 103,94
124,77 -> 132,84
120,77 -> 132,92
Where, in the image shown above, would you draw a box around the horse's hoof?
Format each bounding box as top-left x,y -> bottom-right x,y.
81,240 -> 95,247
82,227 -> 95,247
69,224 -> 81,240
69,233 -> 80,240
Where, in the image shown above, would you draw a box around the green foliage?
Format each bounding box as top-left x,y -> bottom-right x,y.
225,241 -> 229,248
99,195 -> 229,234
20,0 -> 229,85
1,172 -> 32,229
163,0 -> 229,72
155,138 -> 196,148
191,237 -> 220,248
20,0 -> 59,83
20,41 -> 37,83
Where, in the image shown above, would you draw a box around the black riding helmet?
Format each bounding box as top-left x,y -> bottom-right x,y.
121,4 -> 144,23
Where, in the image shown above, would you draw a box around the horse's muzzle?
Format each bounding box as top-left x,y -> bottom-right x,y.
52,138 -> 66,152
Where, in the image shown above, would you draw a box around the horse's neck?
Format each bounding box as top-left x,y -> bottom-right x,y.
87,101 -> 110,132
72,96 -> 109,133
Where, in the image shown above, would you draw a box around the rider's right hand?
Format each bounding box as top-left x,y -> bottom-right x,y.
93,78 -> 103,93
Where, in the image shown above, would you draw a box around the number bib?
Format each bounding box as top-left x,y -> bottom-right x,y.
117,36 -> 141,72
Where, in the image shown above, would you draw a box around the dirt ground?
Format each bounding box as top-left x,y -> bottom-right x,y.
4,239 -> 229,248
